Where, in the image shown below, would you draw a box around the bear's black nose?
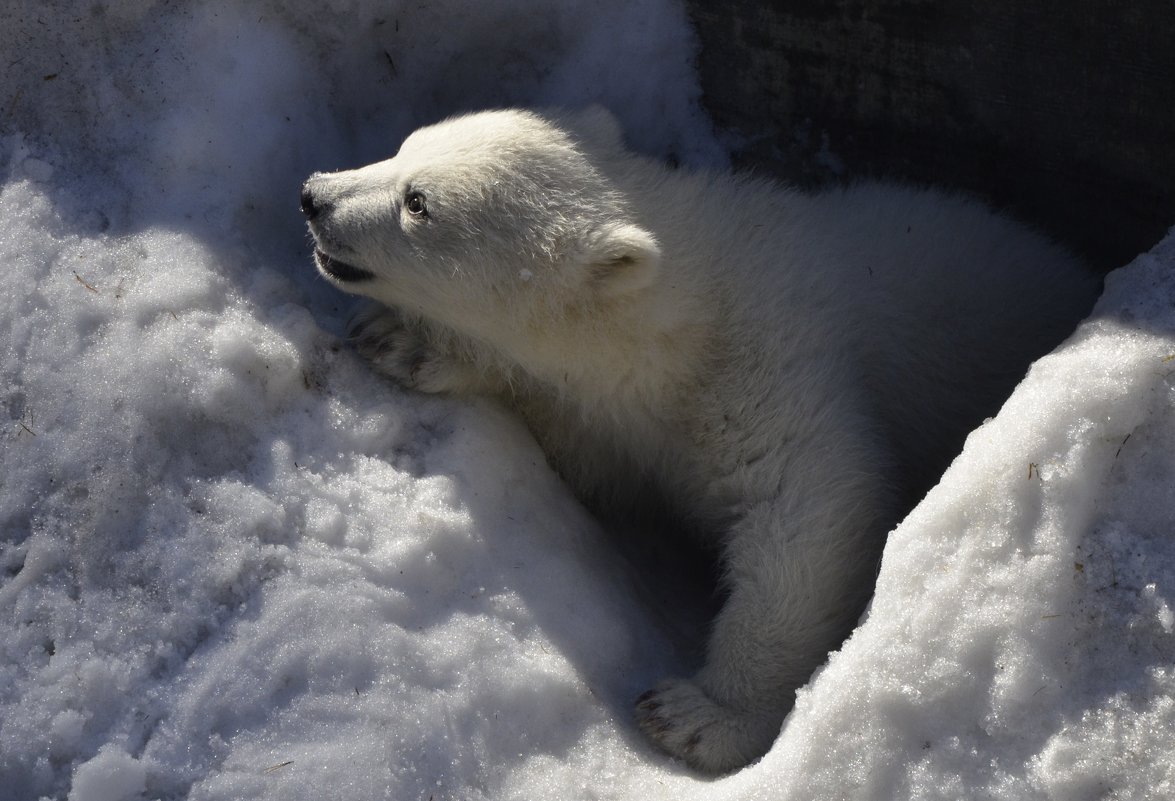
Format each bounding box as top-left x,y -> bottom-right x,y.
300,183 -> 321,220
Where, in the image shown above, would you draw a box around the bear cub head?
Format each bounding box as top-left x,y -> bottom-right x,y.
301,107 -> 662,339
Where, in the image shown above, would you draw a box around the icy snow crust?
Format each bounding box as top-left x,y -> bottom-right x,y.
1,2 -> 1172,799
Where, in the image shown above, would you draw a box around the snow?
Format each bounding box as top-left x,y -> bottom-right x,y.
1,2 -> 1172,800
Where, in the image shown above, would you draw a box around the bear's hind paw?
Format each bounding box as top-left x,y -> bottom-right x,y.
635,678 -> 779,774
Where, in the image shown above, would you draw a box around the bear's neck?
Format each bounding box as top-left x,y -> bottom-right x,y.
502,281 -> 714,414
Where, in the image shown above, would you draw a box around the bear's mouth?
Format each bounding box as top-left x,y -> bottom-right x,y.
315,249 -> 376,282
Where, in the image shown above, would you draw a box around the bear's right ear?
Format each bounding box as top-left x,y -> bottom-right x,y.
583,221 -> 661,297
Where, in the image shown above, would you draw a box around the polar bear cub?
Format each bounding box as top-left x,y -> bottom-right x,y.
300,107 -> 1097,773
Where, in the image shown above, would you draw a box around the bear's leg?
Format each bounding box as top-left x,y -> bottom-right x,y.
349,302 -> 494,395
636,464 -> 891,773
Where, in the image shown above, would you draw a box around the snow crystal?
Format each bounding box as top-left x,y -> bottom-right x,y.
68,746 -> 148,801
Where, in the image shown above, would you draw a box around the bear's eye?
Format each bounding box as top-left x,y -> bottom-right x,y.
404,191 -> 428,217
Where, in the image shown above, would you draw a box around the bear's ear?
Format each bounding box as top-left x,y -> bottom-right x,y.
584,222 -> 661,296
566,105 -> 625,154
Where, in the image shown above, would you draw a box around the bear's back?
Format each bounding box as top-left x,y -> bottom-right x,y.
791,183 -> 1098,491
623,166 -> 1098,498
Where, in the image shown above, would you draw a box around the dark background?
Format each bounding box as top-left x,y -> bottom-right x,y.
685,0 -> 1175,268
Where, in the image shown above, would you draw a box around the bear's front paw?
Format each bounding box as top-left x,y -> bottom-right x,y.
635,678 -> 779,774
349,306 -> 476,394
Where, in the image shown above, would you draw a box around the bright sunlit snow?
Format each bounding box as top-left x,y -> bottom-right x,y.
1,2 -> 1172,800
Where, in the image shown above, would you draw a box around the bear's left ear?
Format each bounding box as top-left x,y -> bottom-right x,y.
567,105 -> 625,154
584,222 -> 661,296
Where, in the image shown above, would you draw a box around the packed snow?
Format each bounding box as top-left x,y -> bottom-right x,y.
1,2 -> 1172,800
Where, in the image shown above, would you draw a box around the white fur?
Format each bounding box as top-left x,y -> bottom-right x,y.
302,108 -> 1098,772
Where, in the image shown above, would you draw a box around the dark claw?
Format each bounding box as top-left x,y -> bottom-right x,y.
635,692 -> 662,715
643,713 -> 672,735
